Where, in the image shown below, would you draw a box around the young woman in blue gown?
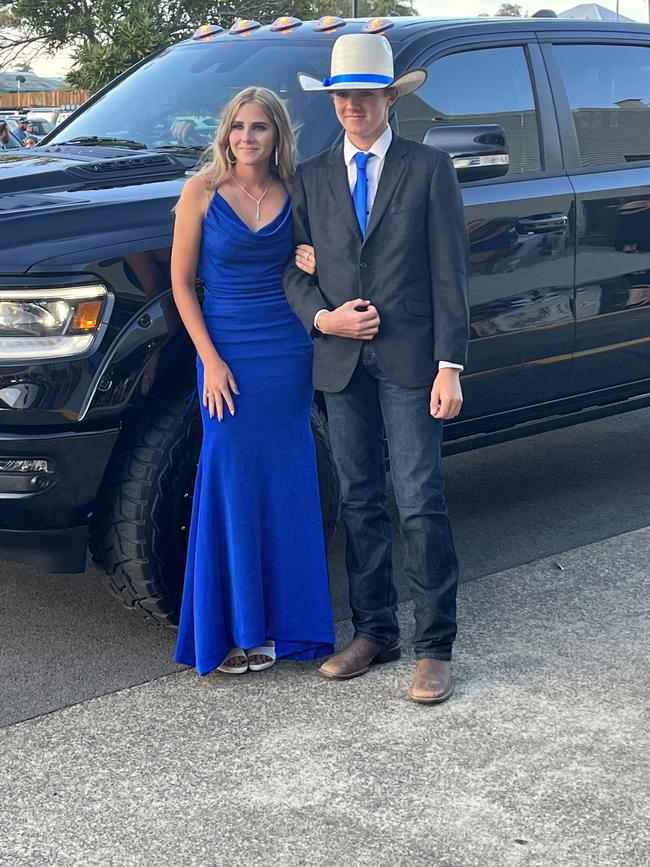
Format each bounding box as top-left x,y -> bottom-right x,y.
171,87 -> 335,676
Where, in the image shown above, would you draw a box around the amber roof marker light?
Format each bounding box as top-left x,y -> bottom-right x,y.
192,24 -> 224,39
362,18 -> 394,34
314,16 -> 346,33
229,18 -> 262,35
270,16 -> 303,32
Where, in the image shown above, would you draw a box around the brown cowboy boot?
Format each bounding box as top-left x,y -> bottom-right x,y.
319,636 -> 401,680
409,659 -> 453,704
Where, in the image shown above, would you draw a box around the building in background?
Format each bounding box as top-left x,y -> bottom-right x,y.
559,3 -> 637,20
0,72 -> 65,93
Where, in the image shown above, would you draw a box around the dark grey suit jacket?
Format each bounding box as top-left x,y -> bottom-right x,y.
284,135 -> 470,393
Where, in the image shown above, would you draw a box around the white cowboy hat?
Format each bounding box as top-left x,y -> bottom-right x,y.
298,33 -> 426,97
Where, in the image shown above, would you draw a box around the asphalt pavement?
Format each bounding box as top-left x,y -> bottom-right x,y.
2,408 -> 650,728
2,528 -> 649,867
1,410 -> 650,865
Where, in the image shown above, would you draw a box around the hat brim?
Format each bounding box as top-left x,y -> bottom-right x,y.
298,68 -> 427,97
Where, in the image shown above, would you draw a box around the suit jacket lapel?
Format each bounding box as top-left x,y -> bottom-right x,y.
326,144 -> 362,241
364,136 -> 409,245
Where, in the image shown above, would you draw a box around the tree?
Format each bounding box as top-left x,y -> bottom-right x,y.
0,9 -> 15,63
0,0 -> 417,90
495,3 -> 523,14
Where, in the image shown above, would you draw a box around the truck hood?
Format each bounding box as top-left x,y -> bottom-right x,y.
0,145 -> 190,276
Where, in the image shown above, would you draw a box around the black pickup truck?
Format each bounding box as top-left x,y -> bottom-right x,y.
1,16 -> 649,624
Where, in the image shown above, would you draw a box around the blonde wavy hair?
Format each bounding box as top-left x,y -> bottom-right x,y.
198,87 -> 296,190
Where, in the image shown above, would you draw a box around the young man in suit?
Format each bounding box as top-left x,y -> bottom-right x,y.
284,33 -> 470,703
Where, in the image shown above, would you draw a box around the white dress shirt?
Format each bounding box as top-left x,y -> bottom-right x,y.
314,126 -> 463,372
343,125 -> 393,210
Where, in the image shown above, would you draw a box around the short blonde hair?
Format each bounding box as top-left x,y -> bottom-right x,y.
198,87 -> 295,190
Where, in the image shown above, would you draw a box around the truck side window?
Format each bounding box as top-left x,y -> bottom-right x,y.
554,44 -> 650,168
396,46 -> 541,175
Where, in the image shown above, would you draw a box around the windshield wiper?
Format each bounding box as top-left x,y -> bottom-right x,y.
154,144 -> 206,155
53,136 -> 148,149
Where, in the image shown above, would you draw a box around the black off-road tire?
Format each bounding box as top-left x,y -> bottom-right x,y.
91,395 -> 340,627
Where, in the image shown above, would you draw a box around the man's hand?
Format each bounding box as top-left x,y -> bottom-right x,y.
318,299 -> 380,340
170,119 -> 201,146
430,368 -> 463,420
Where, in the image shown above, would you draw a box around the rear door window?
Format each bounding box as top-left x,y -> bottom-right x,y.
396,46 -> 542,175
554,43 -> 650,168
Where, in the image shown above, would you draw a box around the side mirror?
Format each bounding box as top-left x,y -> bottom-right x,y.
423,123 -> 509,183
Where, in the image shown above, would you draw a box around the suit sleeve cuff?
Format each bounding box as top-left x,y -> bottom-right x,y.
314,309 -> 329,332
438,361 -> 464,372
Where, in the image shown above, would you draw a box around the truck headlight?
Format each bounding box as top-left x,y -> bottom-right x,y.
0,284 -> 110,361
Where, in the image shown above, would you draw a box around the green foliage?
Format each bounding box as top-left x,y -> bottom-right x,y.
2,0 -> 416,90
0,7 -> 15,46
66,2 -> 172,89
495,3 -> 523,14
292,0 -> 419,14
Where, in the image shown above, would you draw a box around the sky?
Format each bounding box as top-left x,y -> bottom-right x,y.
29,0 -> 650,78
417,0 -> 648,17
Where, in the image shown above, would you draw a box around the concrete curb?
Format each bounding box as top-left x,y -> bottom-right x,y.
1,529 -> 649,866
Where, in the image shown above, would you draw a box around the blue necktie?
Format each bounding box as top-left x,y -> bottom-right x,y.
352,151 -> 373,236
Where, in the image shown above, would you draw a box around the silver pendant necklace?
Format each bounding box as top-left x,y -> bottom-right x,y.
232,175 -> 273,221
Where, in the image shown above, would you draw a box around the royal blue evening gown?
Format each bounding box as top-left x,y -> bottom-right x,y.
175,191 -> 335,675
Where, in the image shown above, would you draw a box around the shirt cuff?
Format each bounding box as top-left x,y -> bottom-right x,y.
314,309 -> 329,332
438,361 -> 464,372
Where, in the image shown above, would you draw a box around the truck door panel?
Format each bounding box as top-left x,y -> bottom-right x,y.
546,40 -> 650,394
398,41 -> 575,419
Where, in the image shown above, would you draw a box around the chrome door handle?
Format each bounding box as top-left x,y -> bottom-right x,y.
515,214 -> 569,234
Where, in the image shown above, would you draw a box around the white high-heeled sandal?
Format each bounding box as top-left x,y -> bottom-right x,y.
247,641 -> 276,672
217,647 -> 248,675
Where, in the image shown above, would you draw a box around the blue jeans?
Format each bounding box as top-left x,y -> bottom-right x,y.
323,344 -> 459,660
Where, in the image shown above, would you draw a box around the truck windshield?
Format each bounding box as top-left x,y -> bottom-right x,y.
49,40 -> 339,160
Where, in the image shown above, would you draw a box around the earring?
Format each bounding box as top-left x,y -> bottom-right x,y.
274,146 -> 279,167
226,145 -> 236,165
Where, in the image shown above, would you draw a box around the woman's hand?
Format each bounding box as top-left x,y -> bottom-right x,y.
295,244 -> 316,276
202,355 -> 239,421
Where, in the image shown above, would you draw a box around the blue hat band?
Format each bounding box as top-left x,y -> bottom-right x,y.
322,73 -> 393,87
